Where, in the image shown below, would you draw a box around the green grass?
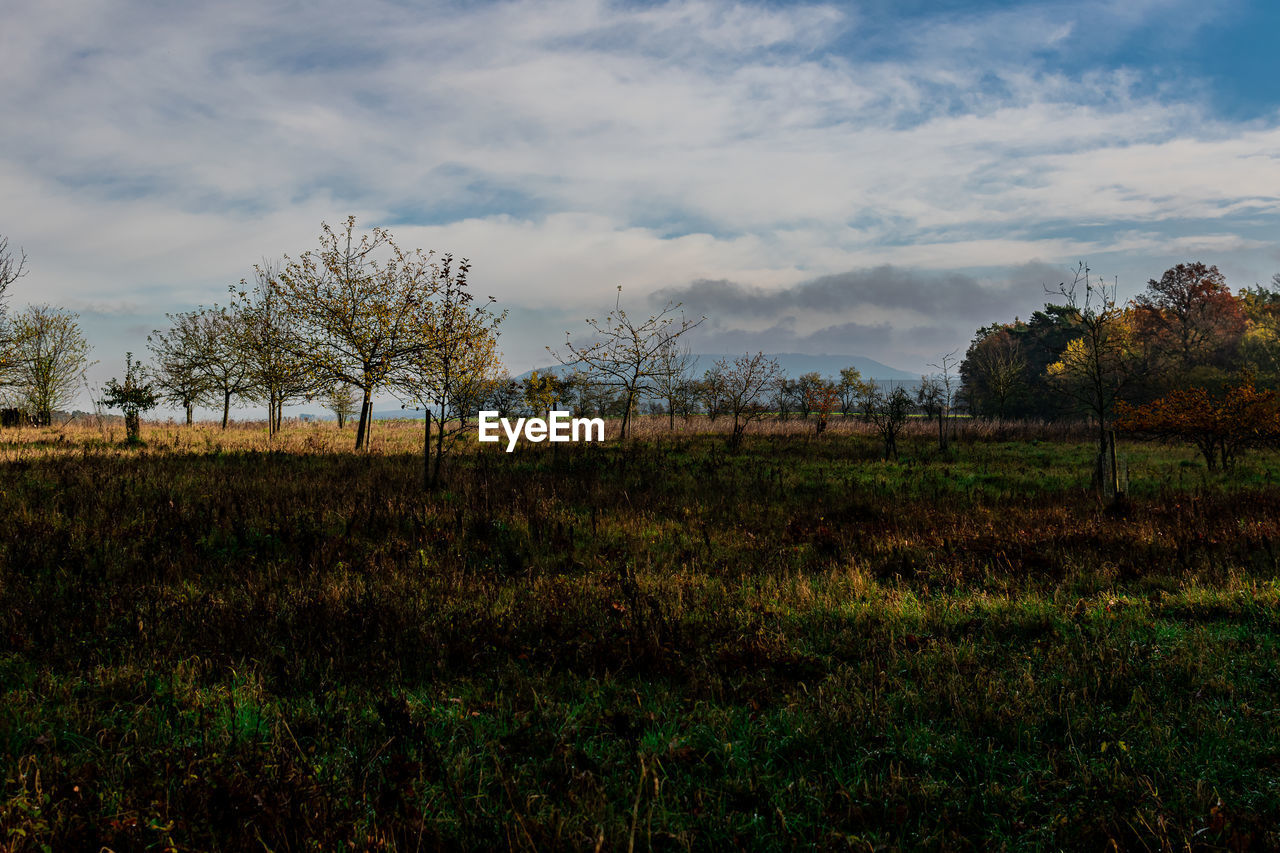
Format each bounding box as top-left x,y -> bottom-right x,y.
1,424 -> 1278,850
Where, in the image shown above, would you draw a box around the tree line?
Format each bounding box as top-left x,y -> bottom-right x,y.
960,261 -> 1280,465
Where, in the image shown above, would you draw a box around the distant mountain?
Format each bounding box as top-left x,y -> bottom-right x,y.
516,353 -> 917,382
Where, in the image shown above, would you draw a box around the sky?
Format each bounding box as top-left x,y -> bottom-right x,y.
2,0 -> 1279,415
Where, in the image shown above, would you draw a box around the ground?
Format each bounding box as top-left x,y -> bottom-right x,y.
1,417 -> 1277,850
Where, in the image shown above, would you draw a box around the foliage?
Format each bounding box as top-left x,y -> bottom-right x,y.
394,254 -> 505,488
275,217 -> 437,451
3,304 -> 93,425
1116,378 -> 1280,470
100,352 -> 158,442
232,262 -> 316,436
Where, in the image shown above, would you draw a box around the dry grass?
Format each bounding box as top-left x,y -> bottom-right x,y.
0,420 -> 1277,850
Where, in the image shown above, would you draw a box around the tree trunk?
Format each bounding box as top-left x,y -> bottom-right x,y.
355,391 -> 371,450
221,392 -> 230,429
423,407 -> 432,489
433,409 -> 446,488
268,391 -> 278,437
185,402 -> 193,426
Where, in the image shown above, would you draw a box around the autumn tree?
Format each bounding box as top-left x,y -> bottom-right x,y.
232,262 -> 315,437
322,383 -> 359,428
806,377 -> 839,436
837,366 -> 869,416
147,311 -> 212,425
6,305 -> 93,425
393,255 -> 504,488
791,372 -> 823,419
276,217 -> 437,451
1046,262 -> 1140,455
1116,379 -> 1280,470
521,370 -> 564,419
550,288 -> 703,439
101,353 -> 158,444
716,352 -> 781,449
1134,262 -> 1245,378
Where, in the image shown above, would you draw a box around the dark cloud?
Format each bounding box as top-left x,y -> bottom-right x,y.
654,262 -> 1064,322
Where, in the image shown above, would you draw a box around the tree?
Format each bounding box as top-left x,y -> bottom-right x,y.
232,262 -> 315,436
0,235 -> 28,371
276,217 -> 437,451
716,352 -> 781,449
322,383 -> 359,428
916,376 -> 947,451
550,288 -> 703,439
927,349 -> 959,448
837,366 -> 869,416
189,305 -> 255,429
393,255 -> 504,488
866,383 -> 914,460
806,378 -> 839,436
652,339 -> 696,429
1116,379 -> 1280,471
795,372 -> 825,419
147,311 -> 212,425
961,328 -> 1026,418
698,367 -> 727,423
770,375 -> 799,421
522,370 -> 564,419
1045,263 -> 1140,455
101,353 -> 158,444
6,305 -> 93,425
1134,262 -> 1245,377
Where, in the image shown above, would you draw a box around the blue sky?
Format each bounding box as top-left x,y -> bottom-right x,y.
1,0 -> 1278,413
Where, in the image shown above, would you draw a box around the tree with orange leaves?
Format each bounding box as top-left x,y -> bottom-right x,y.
1115,379 -> 1280,470
1133,262 -> 1245,377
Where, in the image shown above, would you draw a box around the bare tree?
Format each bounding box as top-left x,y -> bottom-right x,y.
652,339 -> 696,429
0,236 -> 30,379
716,352 -> 781,449
770,374 -> 799,421
191,305 -> 256,429
0,235 -> 27,312
148,311 -> 213,425
6,305 -> 93,425
925,349 -> 959,450
866,383 -> 914,460
550,288 -> 703,439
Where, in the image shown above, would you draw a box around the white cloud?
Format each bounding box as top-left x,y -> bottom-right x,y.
1,0 -> 1277,400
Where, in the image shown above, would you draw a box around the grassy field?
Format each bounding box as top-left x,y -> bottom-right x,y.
1,417 -> 1278,850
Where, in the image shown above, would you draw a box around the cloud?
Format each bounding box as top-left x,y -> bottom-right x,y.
1,0 -> 1278,403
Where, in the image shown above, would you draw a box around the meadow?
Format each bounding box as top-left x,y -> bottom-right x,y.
1,416 -> 1278,850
